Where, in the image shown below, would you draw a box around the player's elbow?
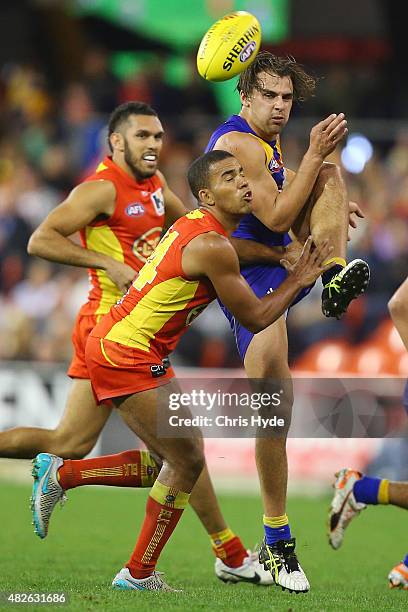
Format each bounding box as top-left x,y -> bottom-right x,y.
27,226 -> 50,257
242,317 -> 264,334
27,230 -> 41,256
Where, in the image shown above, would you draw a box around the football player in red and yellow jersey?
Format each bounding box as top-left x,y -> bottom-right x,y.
32,150 -> 332,591
2,103 -> 276,584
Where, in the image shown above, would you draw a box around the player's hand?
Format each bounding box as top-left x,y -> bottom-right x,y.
104,259 -> 137,293
347,200 -> 364,240
282,239 -> 304,265
280,236 -> 334,287
309,114 -> 348,160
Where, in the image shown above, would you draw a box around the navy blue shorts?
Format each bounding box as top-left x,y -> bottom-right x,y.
219,263 -> 313,360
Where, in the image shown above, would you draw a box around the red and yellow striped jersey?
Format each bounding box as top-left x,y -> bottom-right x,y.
80,156 -> 165,317
91,209 -> 226,360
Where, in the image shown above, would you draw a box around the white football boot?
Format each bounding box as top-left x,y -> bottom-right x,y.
112,568 -> 180,591
31,453 -> 66,539
258,538 -> 310,593
328,468 -> 366,550
388,562 -> 408,590
215,549 -> 274,585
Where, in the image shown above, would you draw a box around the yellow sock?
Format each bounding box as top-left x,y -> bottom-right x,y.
378,479 -> 390,504
210,527 -> 236,548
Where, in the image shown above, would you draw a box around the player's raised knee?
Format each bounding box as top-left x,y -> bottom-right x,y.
319,161 -> 342,183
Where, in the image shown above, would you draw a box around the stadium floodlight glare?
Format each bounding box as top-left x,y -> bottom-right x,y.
341,133 -> 374,174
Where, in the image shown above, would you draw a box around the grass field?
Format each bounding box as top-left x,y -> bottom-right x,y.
0,481 -> 406,611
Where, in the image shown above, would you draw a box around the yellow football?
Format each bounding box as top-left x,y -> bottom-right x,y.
197,11 -> 262,82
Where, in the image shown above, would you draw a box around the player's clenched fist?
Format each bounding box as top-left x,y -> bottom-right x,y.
280,236 -> 334,287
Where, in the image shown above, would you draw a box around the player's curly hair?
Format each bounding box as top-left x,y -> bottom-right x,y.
237,52 -> 316,102
107,101 -> 158,151
188,150 -> 234,200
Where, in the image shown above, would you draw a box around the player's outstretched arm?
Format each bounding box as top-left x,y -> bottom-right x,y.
215,113 -> 347,233
28,180 -> 136,293
183,233 -> 332,333
229,237 -> 285,265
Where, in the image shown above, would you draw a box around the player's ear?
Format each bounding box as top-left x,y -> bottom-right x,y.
198,188 -> 215,206
240,91 -> 250,108
110,131 -> 125,152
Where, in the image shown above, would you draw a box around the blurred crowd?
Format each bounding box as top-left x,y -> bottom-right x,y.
0,48 -> 407,368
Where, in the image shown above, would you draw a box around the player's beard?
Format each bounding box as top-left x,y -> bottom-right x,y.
124,140 -> 156,180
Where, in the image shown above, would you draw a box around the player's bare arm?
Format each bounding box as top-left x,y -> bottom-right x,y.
27,180 -> 136,293
183,233 -> 332,333
229,237 -> 285,265
215,113 -> 347,232
157,170 -> 189,228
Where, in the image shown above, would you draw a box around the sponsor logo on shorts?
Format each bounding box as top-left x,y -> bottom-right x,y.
126,203 -> 145,216
150,364 -> 166,378
239,41 -> 257,63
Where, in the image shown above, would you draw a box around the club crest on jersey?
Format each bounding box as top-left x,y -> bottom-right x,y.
151,188 -> 165,216
268,157 -> 283,173
126,203 -> 145,217
132,227 -> 162,263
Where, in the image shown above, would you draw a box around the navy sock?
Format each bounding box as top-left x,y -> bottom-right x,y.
353,476 -> 381,505
264,522 -> 291,545
403,553 -> 408,567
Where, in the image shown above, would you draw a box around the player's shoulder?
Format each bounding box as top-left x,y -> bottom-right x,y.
214,130 -> 265,159
67,179 -> 116,214
188,231 -> 235,259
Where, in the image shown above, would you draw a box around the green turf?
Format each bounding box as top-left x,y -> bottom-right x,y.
0,482 -> 406,611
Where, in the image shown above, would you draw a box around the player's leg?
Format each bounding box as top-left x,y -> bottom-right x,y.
0,379 -> 110,459
329,469 -> 408,550
111,383 -> 205,590
189,464 -> 273,584
290,163 -> 370,318
244,316 -> 309,593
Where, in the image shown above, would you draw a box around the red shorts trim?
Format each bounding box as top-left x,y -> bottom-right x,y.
85,335 -> 174,403
67,309 -> 99,379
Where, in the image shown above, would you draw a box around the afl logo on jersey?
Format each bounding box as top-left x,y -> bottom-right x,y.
126,203 -> 145,217
151,188 -> 165,216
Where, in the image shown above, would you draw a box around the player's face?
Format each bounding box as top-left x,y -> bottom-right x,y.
123,115 -> 164,179
243,72 -> 293,139
208,158 -> 252,215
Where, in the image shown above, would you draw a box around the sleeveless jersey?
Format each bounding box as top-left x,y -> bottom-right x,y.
92,209 -> 226,360
79,156 -> 165,317
206,114 -> 291,248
